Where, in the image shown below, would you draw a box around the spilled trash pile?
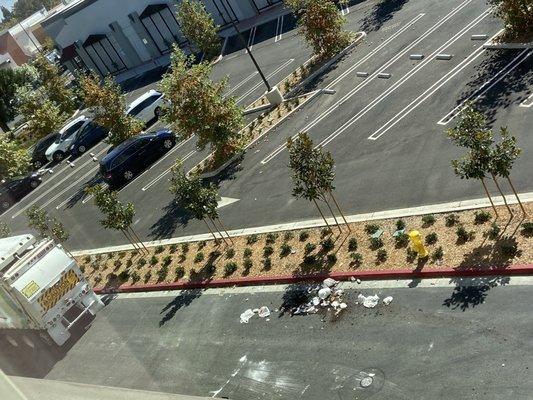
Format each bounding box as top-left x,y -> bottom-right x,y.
288,278 -> 348,316
356,294 -> 394,308
240,306 -> 271,323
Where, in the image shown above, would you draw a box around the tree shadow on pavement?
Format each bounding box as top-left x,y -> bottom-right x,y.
63,174 -> 103,210
148,200 -> 192,240
443,235 -> 520,311
359,0 -> 409,32
159,288 -> 203,327
278,283 -> 319,317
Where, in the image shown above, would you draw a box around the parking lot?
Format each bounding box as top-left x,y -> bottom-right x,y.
2,0 -> 532,251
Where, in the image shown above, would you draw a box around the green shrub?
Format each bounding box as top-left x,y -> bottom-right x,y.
456,225 -> 474,242
149,255 -> 158,265
283,231 -> 294,241
162,255 -> 172,267
487,222 -> 501,240
350,252 -> 363,264
280,243 -> 292,257
226,248 -> 235,259
425,232 -> 438,245
521,222 -> 533,236
243,248 -> 253,258
157,264 -> 169,281
118,252 -> 126,259
263,258 -> 272,270
131,271 -> 141,283
445,214 -> 459,227
144,270 -> 152,283
321,237 -> 334,252
406,248 -> 417,262
265,232 -> 278,244
395,232 -> 409,247
422,214 -> 436,226
365,224 -> 380,234
474,210 -> 492,224
348,237 -> 358,252
247,234 -> 259,245
181,243 -> 189,253
243,259 -> 253,273
376,249 -> 388,262
263,245 -> 274,257
107,252 -> 113,259
198,241 -> 206,249
396,219 -> 406,231
304,242 -> 316,254
175,266 -> 185,279
83,255 -> 91,263
326,253 -> 337,265
194,252 -> 204,263
432,246 -> 444,261
113,259 -> 122,269
224,262 -> 238,276
303,255 -> 316,265
126,259 -> 133,268
137,257 -> 146,267
370,237 -> 383,250
155,245 -> 164,254
118,269 -> 130,281
320,227 -> 332,238
299,230 -> 310,242
169,244 -> 178,253
499,241 -> 518,257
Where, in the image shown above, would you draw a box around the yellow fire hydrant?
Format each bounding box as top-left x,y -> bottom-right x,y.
408,230 -> 429,258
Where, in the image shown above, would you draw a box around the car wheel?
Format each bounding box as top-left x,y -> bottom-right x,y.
1,200 -> 11,210
154,107 -> 162,118
53,151 -> 65,162
33,160 -> 43,169
78,145 -> 86,154
162,139 -> 174,150
30,180 -> 40,189
123,170 -> 134,181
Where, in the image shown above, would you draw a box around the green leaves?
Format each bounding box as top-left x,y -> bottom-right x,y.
177,0 -> 221,60
87,184 -> 135,231
25,205 -> 69,243
487,0 -> 533,39
0,136 -> 31,180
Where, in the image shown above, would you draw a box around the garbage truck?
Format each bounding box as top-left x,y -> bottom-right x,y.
0,234 -> 103,346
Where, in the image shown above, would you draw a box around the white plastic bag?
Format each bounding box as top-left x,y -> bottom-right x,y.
240,309 -> 255,323
383,296 -> 393,305
358,294 -> 380,308
258,306 -> 271,318
318,287 -> 332,300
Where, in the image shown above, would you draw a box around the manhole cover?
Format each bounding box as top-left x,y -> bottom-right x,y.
360,377 -> 373,388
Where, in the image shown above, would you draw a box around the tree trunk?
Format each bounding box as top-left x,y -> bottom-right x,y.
204,218 -> 222,244
312,198 -> 332,232
121,229 -> 142,254
480,177 -> 499,219
208,217 -> 230,246
491,173 -> 513,216
506,176 -> 527,216
329,190 -> 351,232
128,227 -> 149,254
322,196 -> 343,234
0,117 -> 10,133
215,217 -> 234,245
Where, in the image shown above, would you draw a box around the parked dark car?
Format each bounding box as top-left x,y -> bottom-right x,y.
0,173 -> 42,211
99,130 -> 176,186
30,133 -> 60,169
70,122 -> 109,158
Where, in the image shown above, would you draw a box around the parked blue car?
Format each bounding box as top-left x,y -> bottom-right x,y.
70,121 -> 109,158
99,130 -> 176,186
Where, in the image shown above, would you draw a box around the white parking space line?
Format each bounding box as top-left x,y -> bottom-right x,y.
260,1 -> 476,164
236,58 -> 295,104
142,150 -> 196,191
340,3 -> 350,15
520,92 -> 533,108
275,15 -> 284,43
10,144 -> 110,219
52,165 -> 101,209
315,8 -> 491,148
247,26 -> 257,51
225,71 -> 259,96
437,49 -> 531,125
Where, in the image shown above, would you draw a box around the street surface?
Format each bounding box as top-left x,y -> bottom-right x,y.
2,0 -> 532,250
2,276 -> 533,399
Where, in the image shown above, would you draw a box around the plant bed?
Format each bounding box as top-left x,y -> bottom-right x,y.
78,202 -> 533,292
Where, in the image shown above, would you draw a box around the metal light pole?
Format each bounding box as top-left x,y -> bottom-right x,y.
18,21 -> 42,54
218,0 -> 271,92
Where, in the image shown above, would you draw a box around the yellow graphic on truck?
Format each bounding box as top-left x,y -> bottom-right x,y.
38,270 -> 80,312
21,281 -> 40,299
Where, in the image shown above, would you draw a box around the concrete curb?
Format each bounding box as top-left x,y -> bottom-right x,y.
94,263 -> 533,294
483,41 -> 533,49
72,191 -> 533,256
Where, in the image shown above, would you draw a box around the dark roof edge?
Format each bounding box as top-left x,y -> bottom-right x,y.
41,0 -> 99,27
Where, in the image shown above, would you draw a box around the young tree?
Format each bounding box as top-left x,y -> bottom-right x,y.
488,0 -> 533,39
285,0 -> 352,58
87,184 -> 148,254
17,89 -> 65,140
489,127 -> 526,215
0,221 -> 9,238
80,74 -> 144,147
169,160 -> 231,244
177,0 -> 221,60
287,131 -> 349,233
0,67 -> 28,132
0,136 -> 31,180
159,47 -> 243,161
25,205 -> 72,256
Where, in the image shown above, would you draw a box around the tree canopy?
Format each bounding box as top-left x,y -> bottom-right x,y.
488,0 -> 533,39
87,184 -> 136,231
0,67 -> 29,131
0,135 -> 31,180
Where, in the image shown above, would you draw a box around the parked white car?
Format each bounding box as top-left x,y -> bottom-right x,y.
126,89 -> 164,125
45,116 -> 90,162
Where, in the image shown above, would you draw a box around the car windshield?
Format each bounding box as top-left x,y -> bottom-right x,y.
127,94 -> 160,116
56,121 -> 85,142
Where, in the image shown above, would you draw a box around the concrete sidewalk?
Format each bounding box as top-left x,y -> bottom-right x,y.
72,191 -> 533,256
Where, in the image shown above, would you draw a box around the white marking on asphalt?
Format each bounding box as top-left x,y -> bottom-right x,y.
520,92 -> 533,108
260,2 -> 475,164
47,164 -> 100,209
217,197 -> 240,209
236,58 -> 295,104
210,355 -> 248,397
437,49 -> 531,125
225,71 -> 259,96
141,150 -> 196,191
316,8 -> 492,149
247,26 -> 257,51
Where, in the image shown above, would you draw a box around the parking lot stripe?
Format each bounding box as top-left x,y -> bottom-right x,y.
225,71 -> 258,96
247,26 -> 257,51
316,8 -> 491,148
438,49 -> 532,124
261,1 -> 476,164
141,150 -> 196,191
275,15 -> 284,43
520,92 -> 533,108
368,43 -> 491,140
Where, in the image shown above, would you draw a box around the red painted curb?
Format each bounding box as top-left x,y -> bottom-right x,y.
94,263 -> 533,294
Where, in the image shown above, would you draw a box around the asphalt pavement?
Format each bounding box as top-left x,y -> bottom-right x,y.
3,276 -> 533,399
2,0 -> 532,251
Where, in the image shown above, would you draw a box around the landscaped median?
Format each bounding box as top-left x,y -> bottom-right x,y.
76,201 -> 533,294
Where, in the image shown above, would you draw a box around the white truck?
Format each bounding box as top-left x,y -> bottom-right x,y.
0,234 -> 103,346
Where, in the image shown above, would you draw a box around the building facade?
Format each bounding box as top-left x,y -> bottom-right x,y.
41,0 -> 283,78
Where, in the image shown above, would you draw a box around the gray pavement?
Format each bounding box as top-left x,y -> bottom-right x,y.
3,277 -> 533,399
1,0 -> 532,251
